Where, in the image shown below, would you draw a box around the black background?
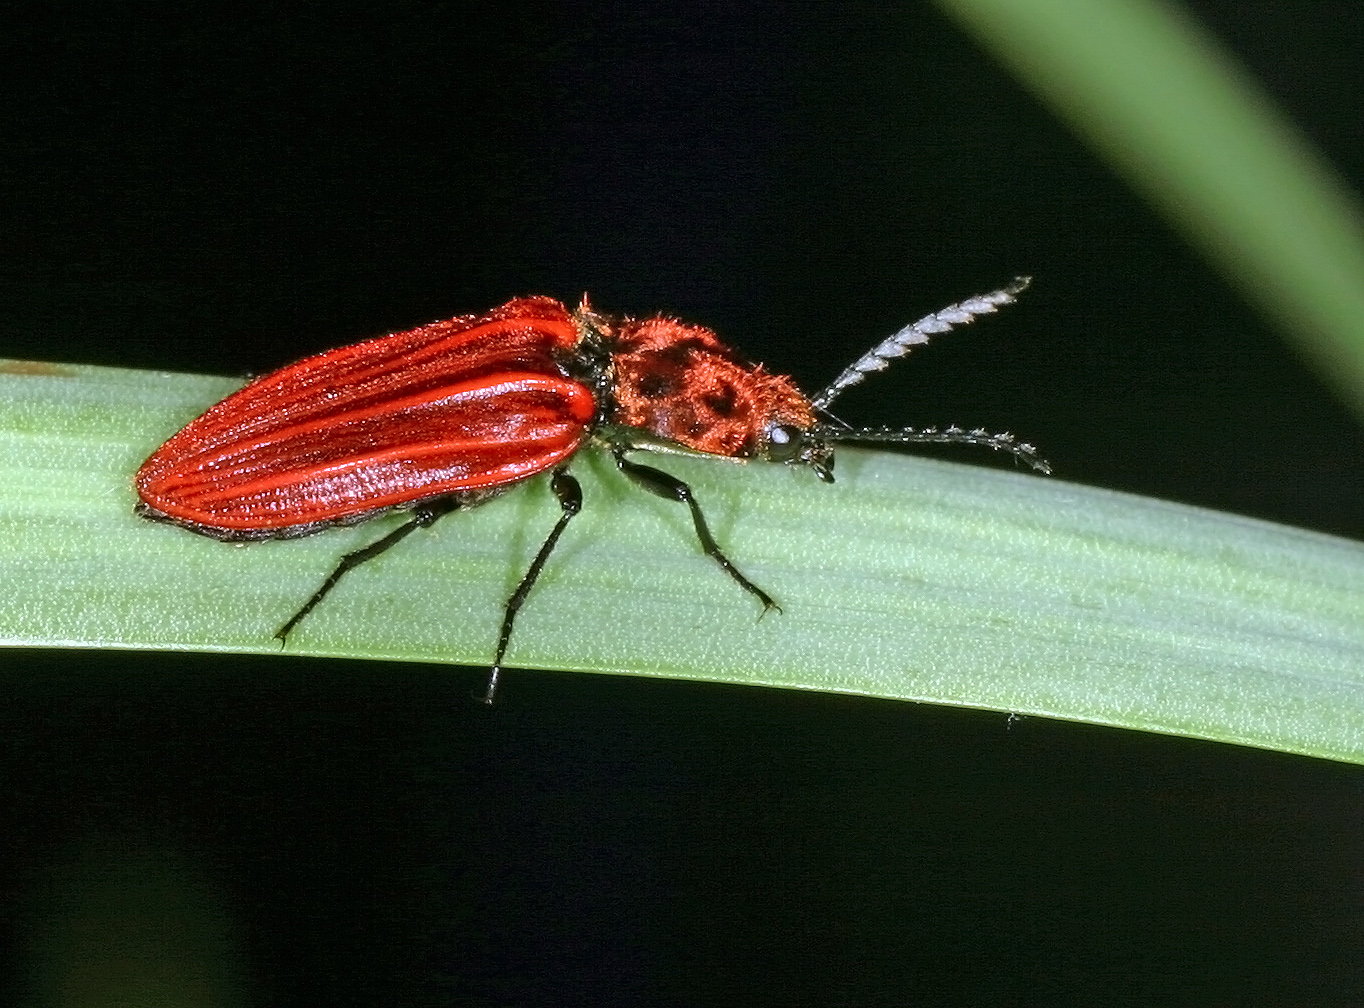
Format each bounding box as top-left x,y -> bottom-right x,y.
4,2 -> 1362,1005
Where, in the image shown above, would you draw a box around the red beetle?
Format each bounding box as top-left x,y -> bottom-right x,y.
136,280 -> 1047,700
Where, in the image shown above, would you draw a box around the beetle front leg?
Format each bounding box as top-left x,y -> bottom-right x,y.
612,450 -> 779,613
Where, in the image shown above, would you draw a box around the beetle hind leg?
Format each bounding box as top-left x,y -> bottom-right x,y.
275,497 -> 458,644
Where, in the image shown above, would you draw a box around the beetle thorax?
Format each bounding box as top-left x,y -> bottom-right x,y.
599,314 -> 818,460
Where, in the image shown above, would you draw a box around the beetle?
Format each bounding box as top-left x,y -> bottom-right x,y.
135,279 -> 1048,701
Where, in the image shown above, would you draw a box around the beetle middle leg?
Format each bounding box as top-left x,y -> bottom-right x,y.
481,466 -> 583,704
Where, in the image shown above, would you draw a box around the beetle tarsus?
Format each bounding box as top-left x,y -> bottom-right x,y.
477,667 -> 502,705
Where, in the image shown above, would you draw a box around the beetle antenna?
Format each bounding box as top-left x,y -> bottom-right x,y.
816,424 -> 1052,474
811,277 -> 1031,411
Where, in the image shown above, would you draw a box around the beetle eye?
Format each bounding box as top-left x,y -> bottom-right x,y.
765,424 -> 805,462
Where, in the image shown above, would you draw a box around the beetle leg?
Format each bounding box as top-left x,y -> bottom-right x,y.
482,467 -> 583,705
612,450 -> 779,614
275,497 -> 458,643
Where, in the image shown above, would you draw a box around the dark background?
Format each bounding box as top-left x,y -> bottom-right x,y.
3,2 -> 1362,1005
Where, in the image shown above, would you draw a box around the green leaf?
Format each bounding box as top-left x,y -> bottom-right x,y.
3,363 -> 1363,764
934,0 -> 1364,419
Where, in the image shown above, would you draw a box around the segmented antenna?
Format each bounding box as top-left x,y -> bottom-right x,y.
817,424 -> 1051,474
810,277 -> 1031,411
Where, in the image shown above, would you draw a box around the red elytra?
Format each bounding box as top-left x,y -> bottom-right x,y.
137,297 -> 592,537
136,280 -> 1048,701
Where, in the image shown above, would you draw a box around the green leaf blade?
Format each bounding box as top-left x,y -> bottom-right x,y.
933,0 -> 1364,416
3,364 -> 1363,763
